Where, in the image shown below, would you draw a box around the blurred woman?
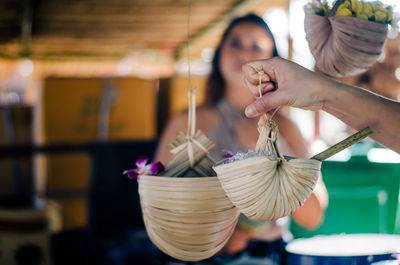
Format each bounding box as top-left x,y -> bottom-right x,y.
155,14 -> 327,264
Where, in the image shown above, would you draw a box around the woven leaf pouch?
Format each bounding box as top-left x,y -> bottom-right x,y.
213,119 -> 321,221
305,13 -> 387,77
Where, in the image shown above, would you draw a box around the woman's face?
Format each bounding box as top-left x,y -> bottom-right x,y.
219,22 -> 275,105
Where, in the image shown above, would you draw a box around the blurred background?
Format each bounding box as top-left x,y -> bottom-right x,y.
0,0 -> 399,265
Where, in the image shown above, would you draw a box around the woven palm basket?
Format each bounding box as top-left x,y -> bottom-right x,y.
138,175 -> 239,261
305,14 -> 387,77
213,119 -> 321,221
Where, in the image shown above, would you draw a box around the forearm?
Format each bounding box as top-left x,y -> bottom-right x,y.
292,175 -> 327,229
321,79 -> 400,153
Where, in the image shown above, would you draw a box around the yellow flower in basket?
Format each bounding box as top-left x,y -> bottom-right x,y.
387,7 -> 393,22
322,3 -> 330,16
337,6 -> 352,16
351,0 -> 362,14
374,10 -> 387,22
362,2 -> 373,19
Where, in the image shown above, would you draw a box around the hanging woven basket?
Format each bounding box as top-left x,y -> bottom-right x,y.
214,115 -> 373,221
138,175 -> 239,261
305,7 -> 388,77
138,88 -> 239,262
213,119 -> 321,221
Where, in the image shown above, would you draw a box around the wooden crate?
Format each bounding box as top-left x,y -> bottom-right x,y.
34,78 -> 158,229
108,78 -> 157,140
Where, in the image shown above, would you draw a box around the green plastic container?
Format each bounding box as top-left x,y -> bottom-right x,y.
290,154 -> 400,238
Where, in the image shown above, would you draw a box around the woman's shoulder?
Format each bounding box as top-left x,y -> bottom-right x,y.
197,105 -> 220,131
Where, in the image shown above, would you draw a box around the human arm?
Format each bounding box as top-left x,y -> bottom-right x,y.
243,57 -> 400,153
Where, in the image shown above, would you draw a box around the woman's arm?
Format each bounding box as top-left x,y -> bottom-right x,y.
243,57 -> 400,153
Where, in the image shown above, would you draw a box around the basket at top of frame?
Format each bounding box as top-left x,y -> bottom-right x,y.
304,0 -> 394,77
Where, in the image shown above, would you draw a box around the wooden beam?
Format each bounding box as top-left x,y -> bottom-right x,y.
174,0 -> 288,60
175,0 -> 259,59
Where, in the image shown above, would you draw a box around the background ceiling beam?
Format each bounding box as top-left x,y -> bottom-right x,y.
21,0 -> 33,56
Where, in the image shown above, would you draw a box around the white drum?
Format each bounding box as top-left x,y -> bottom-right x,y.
286,234 -> 400,265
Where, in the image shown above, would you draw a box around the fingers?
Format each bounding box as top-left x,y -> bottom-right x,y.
245,91 -> 287,118
245,77 -> 276,96
242,61 -> 271,84
243,58 -> 278,83
243,58 -> 280,97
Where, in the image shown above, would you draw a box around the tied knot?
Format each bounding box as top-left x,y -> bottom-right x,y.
276,157 -> 284,166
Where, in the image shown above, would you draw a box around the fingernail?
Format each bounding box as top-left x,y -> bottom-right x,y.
245,105 -> 256,117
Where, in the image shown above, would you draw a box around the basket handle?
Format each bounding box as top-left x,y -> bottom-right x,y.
311,126 -> 373,161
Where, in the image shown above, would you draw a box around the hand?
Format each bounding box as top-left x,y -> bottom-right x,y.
243,57 -> 330,118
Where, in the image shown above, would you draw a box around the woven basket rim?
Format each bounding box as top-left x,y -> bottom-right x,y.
139,175 -> 218,181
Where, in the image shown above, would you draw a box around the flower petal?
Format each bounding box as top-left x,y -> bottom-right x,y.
148,161 -> 165,175
222,149 -> 234,158
123,169 -> 139,179
136,156 -> 148,168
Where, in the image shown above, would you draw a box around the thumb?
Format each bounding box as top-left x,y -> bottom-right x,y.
245,91 -> 287,118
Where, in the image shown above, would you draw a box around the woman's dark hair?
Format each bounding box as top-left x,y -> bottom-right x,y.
205,13 -> 279,106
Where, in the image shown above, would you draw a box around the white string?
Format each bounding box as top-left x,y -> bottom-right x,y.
258,71 -> 264,99
257,71 -> 279,120
186,0 -> 193,92
186,0 -> 196,166
187,87 -> 198,167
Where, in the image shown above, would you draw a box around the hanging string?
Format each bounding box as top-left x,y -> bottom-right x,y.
186,0 -> 194,138
186,0 -> 197,166
166,0 -> 213,173
257,71 -> 279,121
186,0 -> 193,94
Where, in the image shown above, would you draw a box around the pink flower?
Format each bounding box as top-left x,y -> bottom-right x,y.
222,149 -> 234,158
123,157 -> 164,179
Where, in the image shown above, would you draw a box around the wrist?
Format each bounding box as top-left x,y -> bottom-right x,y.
318,75 -> 344,113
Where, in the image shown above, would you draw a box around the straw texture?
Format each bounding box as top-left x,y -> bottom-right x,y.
163,131 -> 215,178
213,119 -> 321,221
305,14 -> 387,77
138,175 -> 239,261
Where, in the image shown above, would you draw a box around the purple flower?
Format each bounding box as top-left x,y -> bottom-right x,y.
123,168 -> 140,179
123,157 -> 164,179
136,156 -> 148,168
148,161 -> 165,175
222,149 -> 234,158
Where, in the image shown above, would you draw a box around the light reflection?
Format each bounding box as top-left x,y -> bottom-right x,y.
367,148 -> 400,163
18,59 -> 34,77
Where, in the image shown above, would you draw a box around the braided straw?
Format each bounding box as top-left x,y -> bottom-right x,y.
214,119 -> 321,221
138,176 -> 239,261
305,14 -> 388,77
